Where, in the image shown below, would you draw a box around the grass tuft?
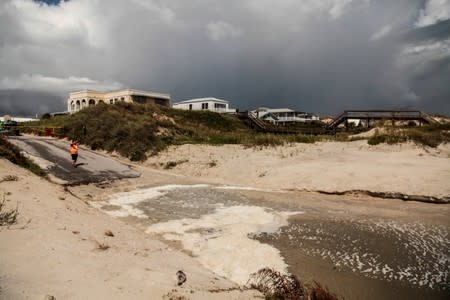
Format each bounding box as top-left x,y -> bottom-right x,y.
367,125 -> 449,147
96,242 -> 110,250
0,175 -> 19,183
0,194 -> 19,226
104,230 -> 114,237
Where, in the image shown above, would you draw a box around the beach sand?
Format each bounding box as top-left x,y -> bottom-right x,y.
1,140 -> 449,299
145,140 -> 450,199
0,159 -> 259,299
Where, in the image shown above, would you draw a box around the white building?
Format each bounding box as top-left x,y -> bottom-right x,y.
251,107 -> 319,125
67,89 -> 171,113
172,97 -> 236,113
0,116 -> 38,122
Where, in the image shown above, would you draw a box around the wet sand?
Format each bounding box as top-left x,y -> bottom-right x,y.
91,183 -> 449,300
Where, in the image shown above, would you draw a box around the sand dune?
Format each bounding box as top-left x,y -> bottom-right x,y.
145,141 -> 450,199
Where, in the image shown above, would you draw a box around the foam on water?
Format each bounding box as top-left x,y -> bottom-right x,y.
266,219 -> 449,290
90,184 -> 301,284
90,184 -> 210,218
146,205 -> 296,284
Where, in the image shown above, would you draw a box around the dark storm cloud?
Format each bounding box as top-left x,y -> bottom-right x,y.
0,90 -> 64,117
404,19 -> 450,43
0,0 -> 449,117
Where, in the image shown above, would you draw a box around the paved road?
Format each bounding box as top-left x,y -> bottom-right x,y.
8,135 -> 140,185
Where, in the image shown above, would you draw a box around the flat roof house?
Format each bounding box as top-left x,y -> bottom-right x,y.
67,89 -> 171,113
251,107 -> 319,125
172,97 -> 236,114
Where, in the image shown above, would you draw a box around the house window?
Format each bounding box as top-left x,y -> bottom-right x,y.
110,99 -> 113,104
189,104 -> 192,110
120,97 -> 125,102
214,103 -> 226,109
201,103 -> 209,109
114,98 -> 118,103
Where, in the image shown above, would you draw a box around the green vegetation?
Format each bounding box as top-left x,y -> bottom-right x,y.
367,125 -> 450,147
0,137 -> 46,176
23,103 -> 320,161
20,103 -> 449,161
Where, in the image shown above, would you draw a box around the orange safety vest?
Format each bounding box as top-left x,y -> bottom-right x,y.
70,143 -> 78,155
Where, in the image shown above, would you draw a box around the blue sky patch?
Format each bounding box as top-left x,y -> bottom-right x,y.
34,0 -> 65,6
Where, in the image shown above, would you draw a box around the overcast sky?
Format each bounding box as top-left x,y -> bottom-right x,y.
0,0 -> 449,117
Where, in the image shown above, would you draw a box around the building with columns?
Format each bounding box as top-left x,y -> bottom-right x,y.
67,89 -> 171,113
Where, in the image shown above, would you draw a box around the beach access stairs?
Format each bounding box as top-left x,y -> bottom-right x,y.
238,111 -> 325,134
326,110 -> 438,130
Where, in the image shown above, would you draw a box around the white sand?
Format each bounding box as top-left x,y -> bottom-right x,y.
0,159 -> 259,299
145,141 -> 450,198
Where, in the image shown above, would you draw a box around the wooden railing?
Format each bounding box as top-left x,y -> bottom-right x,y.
327,110 -> 438,129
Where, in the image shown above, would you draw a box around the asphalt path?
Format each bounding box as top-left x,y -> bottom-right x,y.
8,135 -> 140,185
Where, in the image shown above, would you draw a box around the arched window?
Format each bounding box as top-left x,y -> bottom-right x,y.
99,100 -> 104,104
71,101 -> 75,111
89,99 -> 95,106
76,100 -> 81,111
82,99 -> 86,108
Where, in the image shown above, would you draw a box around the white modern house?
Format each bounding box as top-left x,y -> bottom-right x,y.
251,107 -> 320,125
172,97 -> 236,114
0,116 -> 38,122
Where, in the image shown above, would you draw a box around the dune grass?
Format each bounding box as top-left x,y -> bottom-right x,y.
22,103 -> 321,160
367,124 -> 450,147
21,103 -> 448,160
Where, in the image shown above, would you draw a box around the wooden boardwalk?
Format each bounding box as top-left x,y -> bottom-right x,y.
326,110 -> 437,130
237,112 -> 325,134
238,110 -> 438,135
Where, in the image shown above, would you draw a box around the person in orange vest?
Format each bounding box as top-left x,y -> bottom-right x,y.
70,140 -> 79,167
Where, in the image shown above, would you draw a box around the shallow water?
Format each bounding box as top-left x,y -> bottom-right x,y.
91,185 -> 450,299
257,216 -> 449,299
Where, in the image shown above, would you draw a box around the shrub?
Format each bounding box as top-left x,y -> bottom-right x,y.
0,194 -> 19,226
163,161 -> 178,169
367,125 -> 449,148
248,268 -> 306,300
367,134 -> 387,145
406,128 -> 444,148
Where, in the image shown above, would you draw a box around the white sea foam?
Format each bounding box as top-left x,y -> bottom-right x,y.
146,205 -> 297,285
93,184 -> 210,218
91,184 -> 302,284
